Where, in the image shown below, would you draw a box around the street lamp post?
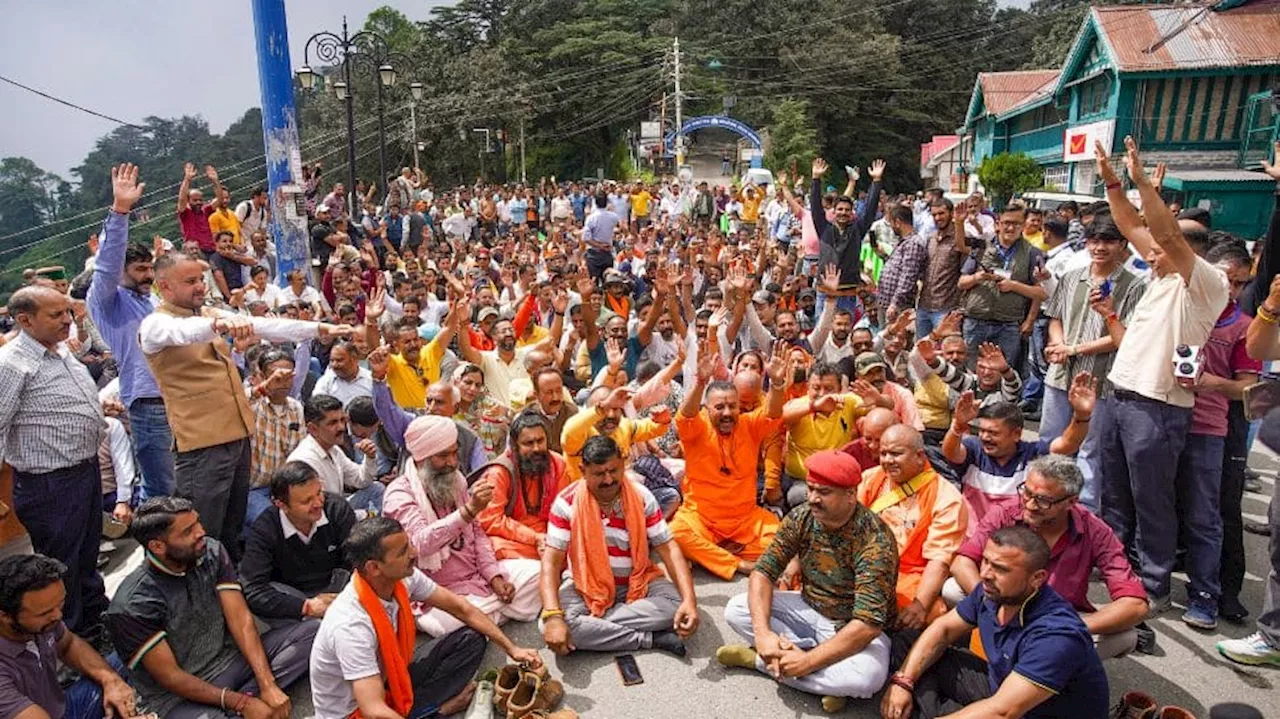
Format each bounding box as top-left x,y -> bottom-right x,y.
472,128 -> 491,181
296,16 -> 412,206
410,82 -> 423,170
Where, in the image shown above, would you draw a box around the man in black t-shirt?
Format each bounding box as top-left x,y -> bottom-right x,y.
105,497 -> 315,719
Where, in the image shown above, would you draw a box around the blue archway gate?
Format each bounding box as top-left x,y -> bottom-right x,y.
664,115 -> 764,167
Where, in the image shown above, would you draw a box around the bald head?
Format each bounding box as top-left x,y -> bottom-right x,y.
733,370 -> 763,409
861,408 -> 898,439
522,349 -> 552,373
424,381 -> 459,417
9,286 -> 71,348
153,251 -> 208,310
879,424 -> 927,484
882,424 -> 924,451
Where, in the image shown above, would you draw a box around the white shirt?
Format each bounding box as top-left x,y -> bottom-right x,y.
280,285 -> 327,313
243,284 -> 283,309
477,346 -> 534,408
281,509 -> 330,545
963,213 -> 996,244
1108,256 -> 1229,407
309,570 -> 437,719
312,367 -> 374,407
138,309 -> 318,355
286,434 -> 375,496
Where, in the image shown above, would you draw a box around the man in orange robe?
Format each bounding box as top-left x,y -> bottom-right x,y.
673,343 -> 790,579
857,424 -> 967,629
475,413 -> 569,561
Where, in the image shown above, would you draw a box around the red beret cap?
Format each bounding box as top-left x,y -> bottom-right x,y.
804,450 -> 862,488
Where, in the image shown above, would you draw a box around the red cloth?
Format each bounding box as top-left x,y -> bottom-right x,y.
803,450 -> 862,488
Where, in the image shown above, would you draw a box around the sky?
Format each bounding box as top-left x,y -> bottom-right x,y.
0,0 -> 446,180
2,0 -> 1030,181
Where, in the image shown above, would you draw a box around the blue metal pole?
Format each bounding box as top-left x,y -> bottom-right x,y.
250,0 -> 311,285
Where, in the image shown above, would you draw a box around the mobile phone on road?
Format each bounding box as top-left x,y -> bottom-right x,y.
615,654 -> 644,686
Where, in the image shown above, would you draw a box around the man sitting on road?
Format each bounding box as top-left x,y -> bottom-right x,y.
718,450 -> 899,714
840,407 -> 898,472
779,360 -> 874,509
475,413 -> 570,561
560,384 -> 669,482
0,554 -> 138,719
858,425 -> 967,630
309,516 -> 542,719
540,436 -> 699,656
105,497 -> 313,719
515,365 -> 578,454
942,455 -> 1148,659
939,373 -> 1094,522
240,461 -> 356,628
382,416 -> 541,637
672,343 -> 789,579
881,527 -> 1109,719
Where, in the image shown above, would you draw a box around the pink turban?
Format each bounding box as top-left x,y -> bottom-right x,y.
404,415 -> 459,462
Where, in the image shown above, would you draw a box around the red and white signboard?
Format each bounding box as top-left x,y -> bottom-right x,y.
1063,119 -> 1115,163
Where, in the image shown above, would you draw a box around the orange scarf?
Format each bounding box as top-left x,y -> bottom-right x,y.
862,465 -> 939,575
350,572 -> 415,719
568,478 -> 661,617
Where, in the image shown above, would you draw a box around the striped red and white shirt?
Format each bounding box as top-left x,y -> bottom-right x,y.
546,482 -> 671,586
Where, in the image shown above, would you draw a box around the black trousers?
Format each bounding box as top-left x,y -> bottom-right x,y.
175,438 -> 250,561
408,627 -> 487,718
585,248 -> 614,283
890,629 -> 991,719
1220,400 -> 1250,603
12,458 -> 108,634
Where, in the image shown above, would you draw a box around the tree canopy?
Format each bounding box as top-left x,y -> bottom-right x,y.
1,0 -> 1100,298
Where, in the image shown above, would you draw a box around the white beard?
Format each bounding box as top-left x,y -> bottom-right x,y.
418,463 -> 465,513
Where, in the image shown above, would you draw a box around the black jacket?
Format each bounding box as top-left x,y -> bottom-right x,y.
811,178 -> 881,289
240,492 -> 356,619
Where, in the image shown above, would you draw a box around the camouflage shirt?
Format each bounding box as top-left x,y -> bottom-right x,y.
756,503 -> 898,626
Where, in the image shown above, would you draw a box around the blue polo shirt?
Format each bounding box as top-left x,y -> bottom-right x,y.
956,584 -> 1108,718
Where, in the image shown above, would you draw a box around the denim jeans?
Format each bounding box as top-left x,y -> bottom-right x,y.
915,308 -> 952,341
1040,386 -> 1108,513
348,482 -> 386,514
245,486 -> 274,530
1175,432 -> 1224,601
1100,392 -> 1191,600
127,399 -> 175,500
1021,317 -> 1050,408
815,293 -> 865,326
962,318 -> 1021,371
65,653 -> 127,719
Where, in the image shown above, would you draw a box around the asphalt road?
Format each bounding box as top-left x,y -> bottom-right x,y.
99,456 -> 1280,719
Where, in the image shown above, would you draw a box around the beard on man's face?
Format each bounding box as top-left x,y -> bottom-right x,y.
518,450 -> 551,476
420,462 -> 463,511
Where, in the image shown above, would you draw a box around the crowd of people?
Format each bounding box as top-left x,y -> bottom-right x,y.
1,135 -> 1278,719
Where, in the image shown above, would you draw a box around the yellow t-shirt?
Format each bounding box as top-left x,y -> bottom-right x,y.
741,193 -> 763,223
785,395 -> 865,478
208,207 -> 242,246
632,191 -> 651,217
1023,231 -> 1046,251
385,335 -> 447,408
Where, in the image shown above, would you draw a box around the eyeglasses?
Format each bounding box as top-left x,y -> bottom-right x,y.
1016,482 -> 1073,511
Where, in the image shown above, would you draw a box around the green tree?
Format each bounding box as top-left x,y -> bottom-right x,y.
765,99 -> 818,174
977,152 -> 1044,206
0,157 -> 61,238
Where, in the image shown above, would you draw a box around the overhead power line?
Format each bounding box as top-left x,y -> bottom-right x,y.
0,74 -> 146,129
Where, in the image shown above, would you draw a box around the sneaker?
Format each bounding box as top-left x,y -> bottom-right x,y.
1147,595 -> 1173,619
1243,519 -> 1272,537
715,644 -> 758,669
1220,596 -> 1250,623
1217,632 -> 1280,666
1134,623 -> 1158,654
1182,594 -> 1218,630
1109,690 -> 1157,719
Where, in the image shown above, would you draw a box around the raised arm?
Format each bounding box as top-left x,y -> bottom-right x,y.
204,164 -> 224,199
848,160 -> 885,241
810,158 -> 831,237
1095,140 -> 1156,261
90,164 -> 145,314
176,162 -> 196,214
941,391 -> 976,465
